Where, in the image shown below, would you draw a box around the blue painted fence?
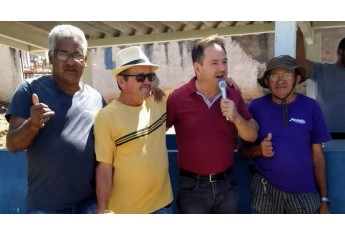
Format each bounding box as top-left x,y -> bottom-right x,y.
0,136 -> 344,214
0,149 -> 27,213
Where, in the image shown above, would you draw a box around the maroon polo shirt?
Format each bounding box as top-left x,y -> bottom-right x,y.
167,77 -> 252,174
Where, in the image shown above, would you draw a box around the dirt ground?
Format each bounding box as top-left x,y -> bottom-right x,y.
0,113 -> 8,149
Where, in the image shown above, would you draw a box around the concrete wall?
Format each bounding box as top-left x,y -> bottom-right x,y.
1,27 -> 345,103
318,28 -> 345,63
0,33 -> 273,103
0,45 -> 22,102
91,34 -> 270,103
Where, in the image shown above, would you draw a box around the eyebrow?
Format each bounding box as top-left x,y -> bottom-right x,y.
55,49 -> 83,53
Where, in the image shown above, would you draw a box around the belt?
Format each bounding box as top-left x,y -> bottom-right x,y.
179,166 -> 233,183
330,132 -> 345,139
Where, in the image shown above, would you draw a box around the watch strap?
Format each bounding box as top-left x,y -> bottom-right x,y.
321,196 -> 330,203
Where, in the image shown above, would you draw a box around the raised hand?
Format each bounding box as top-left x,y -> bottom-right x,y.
225,77 -> 239,91
261,133 -> 275,158
30,93 -> 55,129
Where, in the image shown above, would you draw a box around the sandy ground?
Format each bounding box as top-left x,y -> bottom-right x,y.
0,113 -> 8,149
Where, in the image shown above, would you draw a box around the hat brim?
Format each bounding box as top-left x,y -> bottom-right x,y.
257,65 -> 307,88
112,63 -> 159,77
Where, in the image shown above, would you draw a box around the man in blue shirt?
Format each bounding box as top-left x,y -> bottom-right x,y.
6,24 -> 105,213
296,29 -> 345,138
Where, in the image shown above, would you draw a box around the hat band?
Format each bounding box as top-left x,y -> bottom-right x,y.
122,58 -> 147,66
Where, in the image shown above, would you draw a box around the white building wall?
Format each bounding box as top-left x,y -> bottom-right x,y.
0,45 -> 22,103
92,36 -> 267,103
1,27 -> 345,104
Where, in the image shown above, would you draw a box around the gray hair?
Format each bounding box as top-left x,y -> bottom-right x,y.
48,24 -> 88,55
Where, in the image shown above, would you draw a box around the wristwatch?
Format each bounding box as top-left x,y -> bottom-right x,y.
321,196 -> 330,203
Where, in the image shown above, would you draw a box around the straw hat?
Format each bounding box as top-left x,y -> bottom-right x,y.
111,46 -> 159,76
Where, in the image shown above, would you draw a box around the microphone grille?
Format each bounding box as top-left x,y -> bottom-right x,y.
218,80 -> 227,89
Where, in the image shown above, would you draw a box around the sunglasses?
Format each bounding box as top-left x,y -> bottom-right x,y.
120,73 -> 156,82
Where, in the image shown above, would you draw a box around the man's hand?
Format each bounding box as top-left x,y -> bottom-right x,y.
226,77 -> 240,91
319,202 -> 330,214
30,93 -> 55,129
220,98 -> 238,122
261,133 -> 275,157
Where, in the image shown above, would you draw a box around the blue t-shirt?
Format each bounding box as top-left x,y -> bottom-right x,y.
311,62 -> 345,133
249,94 -> 331,193
6,76 -> 104,211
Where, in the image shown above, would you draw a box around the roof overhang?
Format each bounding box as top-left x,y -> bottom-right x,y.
1,21 -> 345,56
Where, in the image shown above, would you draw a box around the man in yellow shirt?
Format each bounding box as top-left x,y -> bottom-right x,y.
94,46 -> 173,214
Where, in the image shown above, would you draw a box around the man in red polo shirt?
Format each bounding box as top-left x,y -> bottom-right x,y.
166,34 -> 258,213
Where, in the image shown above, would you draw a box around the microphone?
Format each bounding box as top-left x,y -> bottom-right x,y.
218,80 -> 227,99
218,80 -> 229,121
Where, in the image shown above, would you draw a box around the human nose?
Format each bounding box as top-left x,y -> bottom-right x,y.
143,77 -> 152,84
218,62 -> 228,74
277,74 -> 285,80
65,54 -> 76,64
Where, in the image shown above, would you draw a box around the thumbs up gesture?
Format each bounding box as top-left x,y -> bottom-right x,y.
260,133 -> 275,158
32,93 -> 40,106
29,93 -> 55,129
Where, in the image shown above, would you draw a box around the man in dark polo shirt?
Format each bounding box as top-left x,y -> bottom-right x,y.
166,34 -> 258,213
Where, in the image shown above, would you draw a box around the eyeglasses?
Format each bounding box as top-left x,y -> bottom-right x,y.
53,50 -> 85,61
268,73 -> 295,81
120,73 -> 157,82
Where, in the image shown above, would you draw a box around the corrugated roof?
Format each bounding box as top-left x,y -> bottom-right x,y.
0,21 -> 344,55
